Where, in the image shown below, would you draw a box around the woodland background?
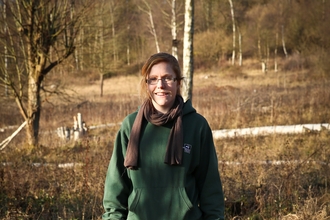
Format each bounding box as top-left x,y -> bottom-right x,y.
1,0 -> 330,219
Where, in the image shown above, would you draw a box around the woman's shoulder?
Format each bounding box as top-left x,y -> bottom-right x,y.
122,111 -> 138,123
183,111 -> 209,125
126,111 -> 138,120
183,101 -> 207,122
119,111 -> 138,130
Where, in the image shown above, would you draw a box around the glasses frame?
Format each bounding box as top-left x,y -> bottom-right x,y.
145,77 -> 177,85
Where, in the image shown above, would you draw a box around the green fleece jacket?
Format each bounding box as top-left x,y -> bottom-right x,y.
102,100 -> 225,220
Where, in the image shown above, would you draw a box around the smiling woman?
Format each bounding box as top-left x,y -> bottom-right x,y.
102,52 -> 225,220
146,62 -> 179,113
139,53 -> 183,102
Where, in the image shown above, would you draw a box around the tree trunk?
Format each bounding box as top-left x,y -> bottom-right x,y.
110,0 -> 118,67
127,25 -> 131,65
79,28 -> 84,70
258,38 -> 266,73
274,31 -> 278,72
228,0 -> 236,66
12,0 -> 91,147
238,26 -> 242,66
182,0 -> 194,102
149,8 -> 160,53
27,73 -> 42,147
281,25 -> 288,58
140,0 -> 160,53
25,11 -> 48,146
3,0 -> 8,96
99,5 -> 105,97
171,0 -> 178,60
100,74 -> 104,97
265,43 -> 269,74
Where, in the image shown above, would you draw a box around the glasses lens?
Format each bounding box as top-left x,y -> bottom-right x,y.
146,77 -> 176,85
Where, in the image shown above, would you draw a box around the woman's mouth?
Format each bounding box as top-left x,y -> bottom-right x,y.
155,92 -> 171,96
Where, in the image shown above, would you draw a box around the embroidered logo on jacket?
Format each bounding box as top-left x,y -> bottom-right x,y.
183,144 -> 192,154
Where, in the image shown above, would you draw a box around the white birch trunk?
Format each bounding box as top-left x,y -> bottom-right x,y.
79,28 -> 84,70
127,25 -> 131,65
0,121 -> 27,151
281,25 -> 288,58
213,124 -> 330,139
228,0 -> 236,66
149,9 -> 160,53
266,43 -> 269,74
93,29 -> 97,66
275,31 -> 278,72
74,45 -> 79,70
258,37 -> 267,74
171,0 -> 178,60
182,0 -> 194,102
140,0 -> 160,53
238,27 -> 242,66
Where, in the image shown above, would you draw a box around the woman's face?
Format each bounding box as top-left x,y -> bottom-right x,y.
147,62 -> 179,113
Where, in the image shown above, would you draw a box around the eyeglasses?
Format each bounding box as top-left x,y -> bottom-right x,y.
146,77 -> 177,85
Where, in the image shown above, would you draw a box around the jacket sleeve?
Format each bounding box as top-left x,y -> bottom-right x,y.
196,122 -> 225,220
102,119 -> 132,220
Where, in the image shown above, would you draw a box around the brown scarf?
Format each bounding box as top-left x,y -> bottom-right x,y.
124,95 -> 184,170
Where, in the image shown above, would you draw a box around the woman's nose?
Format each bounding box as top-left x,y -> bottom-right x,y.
156,79 -> 165,87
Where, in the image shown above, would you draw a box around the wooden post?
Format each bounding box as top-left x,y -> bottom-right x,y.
73,115 -> 80,140
65,127 -> 70,141
55,113 -> 87,141
77,113 -> 83,133
73,112 -> 85,140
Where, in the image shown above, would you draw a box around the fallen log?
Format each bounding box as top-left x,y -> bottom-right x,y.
0,121 -> 27,151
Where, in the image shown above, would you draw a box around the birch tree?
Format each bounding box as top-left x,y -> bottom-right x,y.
159,0 -> 183,60
0,0 -> 93,147
170,0 -> 179,60
279,0 -> 288,59
182,0 -> 194,102
238,26 -> 242,66
281,25 -> 288,58
139,0 -> 160,53
228,0 -> 236,66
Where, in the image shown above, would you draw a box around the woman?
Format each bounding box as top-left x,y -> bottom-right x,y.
102,52 -> 225,220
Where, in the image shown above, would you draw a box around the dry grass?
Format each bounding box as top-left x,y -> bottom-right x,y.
1,66 -> 330,219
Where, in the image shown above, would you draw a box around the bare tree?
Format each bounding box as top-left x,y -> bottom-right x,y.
158,0 -> 184,60
139,0 -> 160,53
182,0 -> 194,102
0,0 -> 93,147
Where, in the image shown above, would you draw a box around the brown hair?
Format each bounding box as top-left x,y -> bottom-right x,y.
139,52 -> 183,101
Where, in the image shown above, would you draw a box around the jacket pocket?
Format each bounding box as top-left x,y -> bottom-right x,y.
128,188 -> 141,213
178,187 -> 193,209
127,187 -> 193,220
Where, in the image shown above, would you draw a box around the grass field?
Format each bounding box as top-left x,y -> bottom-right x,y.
1,65 -> 330,219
